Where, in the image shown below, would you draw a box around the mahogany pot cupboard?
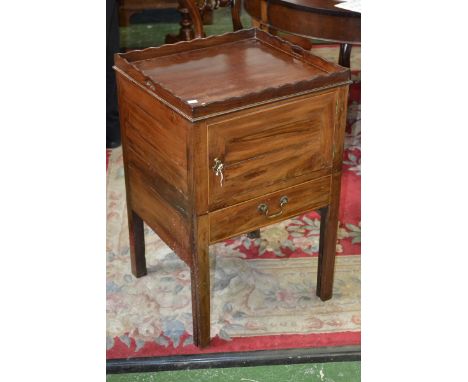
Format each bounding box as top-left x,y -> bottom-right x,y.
114,28 -> 351,348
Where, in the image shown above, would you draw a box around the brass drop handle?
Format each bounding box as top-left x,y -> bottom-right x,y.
258,196 -> 289,219
212,158 -> 224,187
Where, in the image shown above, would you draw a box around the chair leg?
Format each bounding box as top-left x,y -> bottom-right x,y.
165,0 -> 205,43
231,0 -> 243,30
339,43 -> 352,68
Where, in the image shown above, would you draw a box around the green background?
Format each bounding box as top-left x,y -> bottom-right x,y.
107,361 -> 361,381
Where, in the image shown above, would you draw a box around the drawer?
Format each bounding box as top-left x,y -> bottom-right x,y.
209,175 -> 331,243
208,90 -> 338,210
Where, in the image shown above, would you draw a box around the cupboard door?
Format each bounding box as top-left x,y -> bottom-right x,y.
208,91 -> 337,209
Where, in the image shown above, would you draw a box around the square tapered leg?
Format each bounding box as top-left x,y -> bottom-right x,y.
316,172 -> 342,301
127,210 -> 147,278
190,215 -> 211,348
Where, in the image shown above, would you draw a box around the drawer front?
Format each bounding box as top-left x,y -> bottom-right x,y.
209,176 -> 331,243
208,91 -> 337,209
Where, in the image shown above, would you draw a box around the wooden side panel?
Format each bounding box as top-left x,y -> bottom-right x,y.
120,77 -> 190,196
116,73 -> 194,265
127,146 -> 189,217
125,102 -> 188,195
208,90 -> 337,209
209,176 -> 331,243
128,162 -> 192,264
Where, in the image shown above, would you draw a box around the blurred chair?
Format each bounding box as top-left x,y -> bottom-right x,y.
165,0 -> 243,43
119,0 -> 243,44
172,0 -> 314,51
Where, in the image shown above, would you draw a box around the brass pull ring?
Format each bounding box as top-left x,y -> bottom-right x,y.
258,196 -> 289,219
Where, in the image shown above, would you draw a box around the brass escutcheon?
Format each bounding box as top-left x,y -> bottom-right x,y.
212,158 -> 224,187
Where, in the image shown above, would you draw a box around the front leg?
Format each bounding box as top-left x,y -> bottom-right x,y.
316,172 -> 342,300
190,215 -> 211,348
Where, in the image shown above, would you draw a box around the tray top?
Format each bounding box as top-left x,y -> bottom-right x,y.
114,29 -> 350,121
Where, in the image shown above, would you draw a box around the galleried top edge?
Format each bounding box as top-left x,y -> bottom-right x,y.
114,28 -> 351,121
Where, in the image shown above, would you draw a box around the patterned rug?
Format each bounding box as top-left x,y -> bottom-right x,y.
107,47 -> 361,360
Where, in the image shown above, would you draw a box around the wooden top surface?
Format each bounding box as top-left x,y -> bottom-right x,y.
114,29 -> 350,121
132,39 -> 329,106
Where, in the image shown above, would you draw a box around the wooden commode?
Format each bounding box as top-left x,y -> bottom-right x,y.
114,28 -> 351,348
